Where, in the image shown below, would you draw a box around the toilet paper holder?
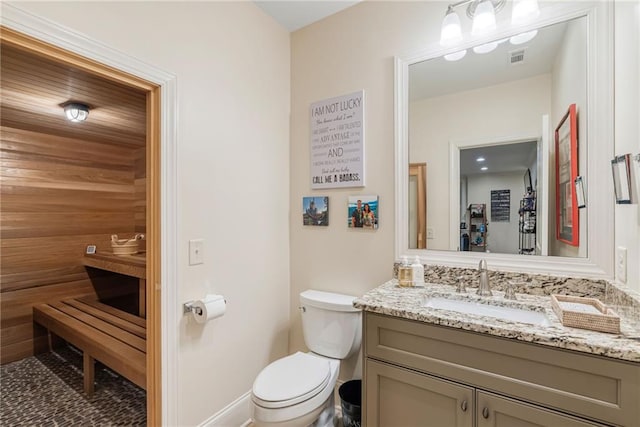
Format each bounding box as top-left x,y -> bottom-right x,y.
183,299 -> 227,315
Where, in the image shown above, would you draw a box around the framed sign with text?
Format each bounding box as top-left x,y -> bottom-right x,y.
310,90 -> 365,189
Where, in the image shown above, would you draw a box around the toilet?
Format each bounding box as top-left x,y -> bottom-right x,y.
251,289 -> 362,427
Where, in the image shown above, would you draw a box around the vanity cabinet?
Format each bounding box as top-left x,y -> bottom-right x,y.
363,312 -> 639,427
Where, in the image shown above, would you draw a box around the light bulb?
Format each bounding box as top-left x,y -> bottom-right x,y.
472,0 -> 497,36
63,103 -> 90,122
440,10 -> 463,47
444,50 -> 467,61
511,0 -> 540,25
510,30 -> 538,45
473,41 -> 498,54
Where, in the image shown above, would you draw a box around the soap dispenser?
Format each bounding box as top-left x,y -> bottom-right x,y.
398,256 -> 413,287
411,256 -> 425,287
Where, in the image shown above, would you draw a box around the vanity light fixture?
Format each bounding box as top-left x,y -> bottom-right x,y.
510,0 -> 540,45
62,102 -> 90,122
471,0 -> 498,36
473,41 -> 499,54
444,50 -> 468,61
476,156 -> 486,162
481,166 -> 489,171
439,0 -> 540,60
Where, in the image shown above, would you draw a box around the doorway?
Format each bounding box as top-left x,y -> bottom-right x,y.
0,26 -> 162,425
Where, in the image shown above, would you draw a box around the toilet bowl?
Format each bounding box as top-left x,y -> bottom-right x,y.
251,290 -> 361,427
252,352 -> 339,427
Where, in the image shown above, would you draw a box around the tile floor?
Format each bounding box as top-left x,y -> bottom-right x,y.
0,345 -> 146,426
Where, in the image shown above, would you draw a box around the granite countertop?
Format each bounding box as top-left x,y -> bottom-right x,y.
354,279 -> 640,363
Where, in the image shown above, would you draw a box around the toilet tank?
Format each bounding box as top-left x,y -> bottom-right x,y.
299,290 -> 362,359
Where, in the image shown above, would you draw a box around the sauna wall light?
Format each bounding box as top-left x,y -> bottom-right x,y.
63,102 -> 90,122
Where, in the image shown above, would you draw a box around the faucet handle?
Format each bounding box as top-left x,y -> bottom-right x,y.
455,276 -> 467,293
504,281 -> 519,300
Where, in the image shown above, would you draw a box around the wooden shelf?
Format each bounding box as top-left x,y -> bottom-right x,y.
83,252 -> 147,317
83,252 -> 146,279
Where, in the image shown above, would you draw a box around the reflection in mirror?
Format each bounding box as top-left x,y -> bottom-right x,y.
459,141 -> 537,255
409,163 -> 426,249
408,16 -> 587,258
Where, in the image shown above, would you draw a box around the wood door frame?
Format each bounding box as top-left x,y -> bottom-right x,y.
0,18 -> 176,425
409,163 -> 427,249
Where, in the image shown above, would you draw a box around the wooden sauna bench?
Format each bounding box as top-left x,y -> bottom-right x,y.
33,297 -> 146,394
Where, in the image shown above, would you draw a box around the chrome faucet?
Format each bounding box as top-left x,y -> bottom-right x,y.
476,259 -> 493,296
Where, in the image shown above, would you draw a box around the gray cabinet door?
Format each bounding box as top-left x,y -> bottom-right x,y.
365,359 -> 473,427
476,391 -> 606,427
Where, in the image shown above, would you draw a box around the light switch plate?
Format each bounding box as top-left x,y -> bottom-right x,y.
427,227 -> 434,239
616,246 -> 627,283
189,239 -> 204,266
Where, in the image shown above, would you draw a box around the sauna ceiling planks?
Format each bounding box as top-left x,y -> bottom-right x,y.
0,43 -> 147,147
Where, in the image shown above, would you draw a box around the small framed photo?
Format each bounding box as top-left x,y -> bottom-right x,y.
303,196 -> 329,226
86,245 -> 97,254
348,195 -> 379,229
611,154 -> 632,204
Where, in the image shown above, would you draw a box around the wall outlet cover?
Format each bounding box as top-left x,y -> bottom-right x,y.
616,246 -> 627,283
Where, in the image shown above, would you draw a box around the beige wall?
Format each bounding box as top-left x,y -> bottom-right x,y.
289,1 -> 447,381
6,2 -> 291,425
409,74 -> 552,251
614,0 -> 640,291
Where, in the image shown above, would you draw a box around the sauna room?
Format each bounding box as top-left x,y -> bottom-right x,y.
1,38 -> 149,424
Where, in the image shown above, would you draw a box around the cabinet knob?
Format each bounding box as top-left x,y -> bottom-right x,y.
482,407 -> 490,419
460,400 -> 467,412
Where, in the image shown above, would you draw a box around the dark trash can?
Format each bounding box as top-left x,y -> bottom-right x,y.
339,379 -> 361,427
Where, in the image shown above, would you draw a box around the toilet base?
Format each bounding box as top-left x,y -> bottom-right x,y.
253,394 -> 336,427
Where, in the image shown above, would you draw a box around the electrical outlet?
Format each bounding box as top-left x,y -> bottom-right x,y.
616,247 -> 627,283
427,227 -> 434,239
189,239 -> 204,266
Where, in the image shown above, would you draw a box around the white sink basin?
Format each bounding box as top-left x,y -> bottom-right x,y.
423,297 -> 551,327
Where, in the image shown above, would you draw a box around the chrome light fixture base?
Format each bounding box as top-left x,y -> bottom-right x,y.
466,0 -> 506,19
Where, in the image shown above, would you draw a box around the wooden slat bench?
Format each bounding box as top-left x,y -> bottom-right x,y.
33,297 -> 146,394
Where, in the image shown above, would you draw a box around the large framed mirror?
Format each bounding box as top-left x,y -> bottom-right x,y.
395,1 -> 614,278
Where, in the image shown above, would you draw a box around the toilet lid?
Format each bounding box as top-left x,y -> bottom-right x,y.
252,352 -> 330,409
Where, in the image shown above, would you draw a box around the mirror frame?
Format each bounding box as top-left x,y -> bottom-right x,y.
395,2 -> 614,278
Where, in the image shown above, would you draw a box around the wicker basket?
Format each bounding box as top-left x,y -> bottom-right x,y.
111,234 -> 145,256
550,294 -> 620,334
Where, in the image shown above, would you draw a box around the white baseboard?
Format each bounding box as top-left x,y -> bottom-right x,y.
200,391 -> 252,427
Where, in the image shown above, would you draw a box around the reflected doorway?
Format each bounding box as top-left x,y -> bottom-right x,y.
409,163 -> 427,249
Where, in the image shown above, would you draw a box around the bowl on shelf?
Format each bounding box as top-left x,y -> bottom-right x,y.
111,233 -> 145,255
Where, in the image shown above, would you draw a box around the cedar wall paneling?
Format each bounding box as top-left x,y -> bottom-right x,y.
134,147 -> 146,251
0,126 -> 140,364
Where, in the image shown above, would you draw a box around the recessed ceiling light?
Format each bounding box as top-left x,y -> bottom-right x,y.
481,166 -> 488,171
476,157 -> 485,162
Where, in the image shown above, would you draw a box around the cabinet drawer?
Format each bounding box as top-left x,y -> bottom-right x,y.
365,312 -> 640,426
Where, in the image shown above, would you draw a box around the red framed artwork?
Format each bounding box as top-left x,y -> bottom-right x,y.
555,104 -> 579,246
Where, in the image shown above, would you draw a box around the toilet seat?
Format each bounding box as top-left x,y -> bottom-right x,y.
252,352 -> 330,409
